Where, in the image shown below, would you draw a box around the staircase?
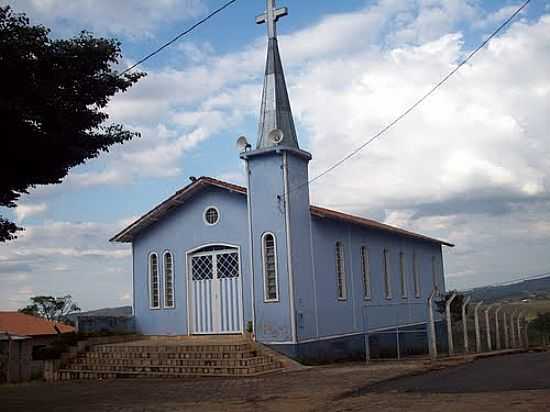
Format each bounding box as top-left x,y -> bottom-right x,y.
57,336 -> 284,380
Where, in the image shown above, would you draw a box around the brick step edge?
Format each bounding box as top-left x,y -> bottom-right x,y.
57,366 -> 284,380
82,351 -> 258,360
64,361 -> 282,372
92,344 -> 252,353
71,357 -> 275,368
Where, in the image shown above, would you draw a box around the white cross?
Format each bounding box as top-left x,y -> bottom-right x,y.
256,0 -> 288,39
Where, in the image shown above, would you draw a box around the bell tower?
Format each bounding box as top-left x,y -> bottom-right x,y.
240,0 -> 316,346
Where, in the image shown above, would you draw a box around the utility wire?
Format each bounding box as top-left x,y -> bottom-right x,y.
119,0 -> 239,76
286,0 -> 531,196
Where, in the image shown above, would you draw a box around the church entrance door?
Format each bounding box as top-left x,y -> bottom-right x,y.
189,246 -> 243,334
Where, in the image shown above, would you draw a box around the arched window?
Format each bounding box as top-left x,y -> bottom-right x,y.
383,249 -> 392,299
361,246 -> 371,300
262,233 -> 279,302
163,251 -> 175,308
336,241 -> 347,300
149,253 -> 160,309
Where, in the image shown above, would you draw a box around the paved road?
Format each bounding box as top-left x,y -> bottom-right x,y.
368,351 -> 550,393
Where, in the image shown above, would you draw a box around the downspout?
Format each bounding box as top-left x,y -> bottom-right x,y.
245,159 -> 256,340
283,151 -> 297,344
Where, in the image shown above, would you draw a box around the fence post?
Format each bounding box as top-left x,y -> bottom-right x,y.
503,312 -> 509,348
427,288 -> 438,359
462,296 -> 471,353
510,311 -> 517,347
517,311 -> 524,348
485,304 -> 496,351
446,292 -> 457,355
494,305 -> 502,350
474,301 -> 483,353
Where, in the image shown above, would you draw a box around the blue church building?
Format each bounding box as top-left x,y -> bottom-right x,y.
111,0 -> 453,362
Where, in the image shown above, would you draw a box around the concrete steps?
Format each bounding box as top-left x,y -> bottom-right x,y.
57,337 -> 284,380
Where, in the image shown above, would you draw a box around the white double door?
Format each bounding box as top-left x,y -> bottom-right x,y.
190,248 -> 242,334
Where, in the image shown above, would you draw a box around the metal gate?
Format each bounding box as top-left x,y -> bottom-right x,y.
189,247 -> 242,334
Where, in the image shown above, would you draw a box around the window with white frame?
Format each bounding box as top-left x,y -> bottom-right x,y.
163,251 -> 175,308
383,249 -> 392,299
413,251 -> 421,298
262,233 -> 279,302
336,241 -> 347,300
400,251 -> 408,298
361,246 -> 371,300
431,255 -> 438,289
149,253 -> 160,309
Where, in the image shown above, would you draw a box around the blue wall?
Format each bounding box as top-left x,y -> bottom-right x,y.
132,187 -> 251,335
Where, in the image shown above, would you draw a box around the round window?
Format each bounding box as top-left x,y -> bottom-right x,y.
204,207 -> 219,225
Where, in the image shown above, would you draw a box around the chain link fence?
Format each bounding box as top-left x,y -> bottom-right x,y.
364,288 -> 543,360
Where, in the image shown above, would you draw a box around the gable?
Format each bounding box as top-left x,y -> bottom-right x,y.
111,176 -> 453,247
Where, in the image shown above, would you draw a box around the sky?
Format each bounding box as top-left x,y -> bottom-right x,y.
1,0 -> 550,311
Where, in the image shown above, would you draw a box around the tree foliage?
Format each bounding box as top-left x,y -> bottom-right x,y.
435,291 -> 466,322
19,295 -> 81,322
530,312 -> 550,336
0,6 -> 144,241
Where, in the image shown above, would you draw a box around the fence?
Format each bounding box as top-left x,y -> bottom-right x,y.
364,288 -> 534,361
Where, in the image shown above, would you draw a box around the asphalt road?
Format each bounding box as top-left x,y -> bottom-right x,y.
367,351 -> 550,393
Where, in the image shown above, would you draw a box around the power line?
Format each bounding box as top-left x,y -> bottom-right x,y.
287,0 -> 531,196
119,0 -> 239,76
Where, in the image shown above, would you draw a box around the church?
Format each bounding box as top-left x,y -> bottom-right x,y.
111,0 -> 453,362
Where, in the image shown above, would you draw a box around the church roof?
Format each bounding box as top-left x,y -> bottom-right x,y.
110,176 -> 453,247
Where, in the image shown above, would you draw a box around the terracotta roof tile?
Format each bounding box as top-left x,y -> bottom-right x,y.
0,312 -> 75,336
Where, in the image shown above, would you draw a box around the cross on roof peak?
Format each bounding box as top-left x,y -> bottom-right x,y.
255,0 -> 288,39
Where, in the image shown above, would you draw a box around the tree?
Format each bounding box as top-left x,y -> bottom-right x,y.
19,295 -> 81,322
435,291 -> 465,322
530,312 -> 550,338
0,6 -> 145,241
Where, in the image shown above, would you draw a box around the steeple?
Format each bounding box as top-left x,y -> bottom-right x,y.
255,0 -> 299,149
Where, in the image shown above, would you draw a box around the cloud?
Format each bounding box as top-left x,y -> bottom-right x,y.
15,203 -> 47,223
0,220 -> 131,310
7,0 -> 207,37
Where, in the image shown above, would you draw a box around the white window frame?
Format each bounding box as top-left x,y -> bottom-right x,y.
413,250 -> 421,298
383,249 -> 392,300
336,241 -> 347,301
262,232 -> 279,303
163,251 -> 175,309
360,246 -> 372,300
400,251 -> 408,299
148,252 -> 160,309
203,206 -> 220,226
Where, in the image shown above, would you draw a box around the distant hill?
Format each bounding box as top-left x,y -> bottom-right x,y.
67,305 -> 132,323
463,276 -> 550,303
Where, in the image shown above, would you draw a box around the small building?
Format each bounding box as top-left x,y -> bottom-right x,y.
0,312 -> 75,381
111,0 -> 453,362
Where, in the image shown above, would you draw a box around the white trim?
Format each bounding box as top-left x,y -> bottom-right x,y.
367,321 -> 428,333
245,160 -> 256,337
360,245 -> 372,300
400,251 -> 408,299
203,205 -> 220,226
261,232 -> 280,303
383,248 -> 392,300
148,252 -> 161,310
335,241 -> 347,301
282,152 -> 297,343
162,250 -> 176,309
185,242 -> 244,335
413,250 -> 421,298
